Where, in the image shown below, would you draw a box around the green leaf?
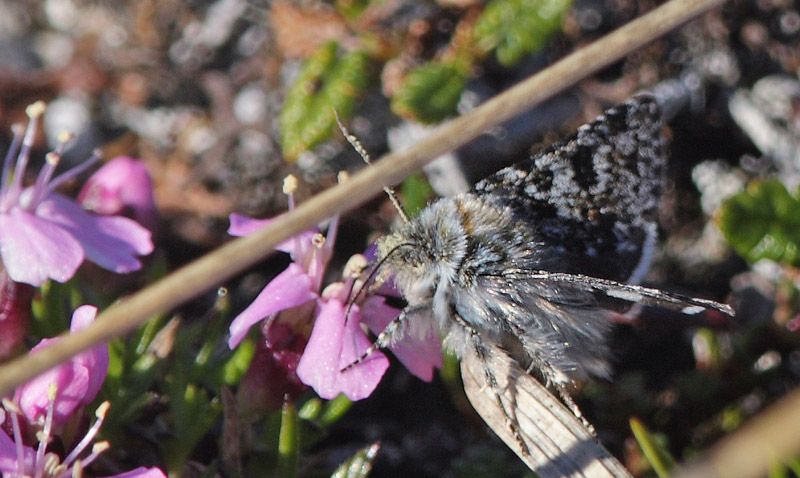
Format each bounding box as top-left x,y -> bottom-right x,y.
391,61 -> 468,124
335,0 -> 370,19
319,393 -> 353,426
630,417 -> 676,478
400,173 -> 434,218
717,180 -> 800,266
280,42 -> 370,161
221,338 -> 254,386
163,383 -> 222,474
298,397 -> 323,421
330,442 -> 381,478
31,279 -> 79,338
278,401 -> 300,478
474,0 -> 573,66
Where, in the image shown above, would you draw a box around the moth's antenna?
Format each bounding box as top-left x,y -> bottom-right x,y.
334,111 -> 410,224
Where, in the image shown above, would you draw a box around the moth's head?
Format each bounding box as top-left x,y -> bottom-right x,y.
376,200 -> 467,303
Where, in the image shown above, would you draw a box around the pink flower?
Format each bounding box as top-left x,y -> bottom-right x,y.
78,156 -> 157,232
360,290 -> 443,382
0,401 -> 166,478
0,304 -> 165,478
226,213 -> 329,349
295,279 -> 393,401
14,305 -> 108,427
228,211 -> 393,400
228,176 -> 441,401
0,102 -> 153,287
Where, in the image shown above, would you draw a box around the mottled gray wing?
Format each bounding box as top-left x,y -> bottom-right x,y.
473,94 -> 665,283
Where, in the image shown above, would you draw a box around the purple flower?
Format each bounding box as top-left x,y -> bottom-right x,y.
228,176 -> 441,401
226,213 -> 326,349
77,156 -> 157,232
228,210 -> 393,400
0,401 -> 166,478
0,102 -> 153,287
14,305 -> 108,428
0,305 -> 165,478
295,278 -> 392,401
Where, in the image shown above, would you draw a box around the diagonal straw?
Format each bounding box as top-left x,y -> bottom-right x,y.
0,0 -> 726,397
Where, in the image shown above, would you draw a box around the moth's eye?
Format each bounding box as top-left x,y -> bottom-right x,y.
408,281 -> 435,303
417,284 -> 436,300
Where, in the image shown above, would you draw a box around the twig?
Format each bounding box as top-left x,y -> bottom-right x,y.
0,0 -> 726,398
674,386 -> 800,478
462,343 -> 633,477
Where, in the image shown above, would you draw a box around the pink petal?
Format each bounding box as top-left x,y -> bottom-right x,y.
0,430 -> 34,476
77,157 -> 157,231
70,305 -> 108,402
228,263 -> 317,348
103,467 -> 168,478
36,193 -> 153,274
296,299 -> 389,401
228,213 -> 272,237
228,214 -> 318,257
0,207 -> 84,286
14,348 -> 91,425
361,296 -> 443,382
14,306 -> 107,425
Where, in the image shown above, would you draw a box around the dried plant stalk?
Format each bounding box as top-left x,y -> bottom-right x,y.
461,343 -> 633,477
0,0 -> 726,400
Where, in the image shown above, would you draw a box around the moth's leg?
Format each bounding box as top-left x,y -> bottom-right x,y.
513,329 -> 597,435
551,382 -> 596,436
452,312 -> 531,456
340,302 -> 430,372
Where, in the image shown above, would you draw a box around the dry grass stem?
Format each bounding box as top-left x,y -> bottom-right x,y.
0,0 -> 726,406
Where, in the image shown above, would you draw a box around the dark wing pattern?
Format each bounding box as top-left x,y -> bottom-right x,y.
473,95 -> 665,283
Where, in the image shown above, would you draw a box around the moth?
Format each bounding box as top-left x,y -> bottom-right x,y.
347,94 -> 734,470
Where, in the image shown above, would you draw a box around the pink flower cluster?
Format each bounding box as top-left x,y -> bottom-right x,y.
0,306 -> 166,478
0,102 -> 153,287
228,176 -> 442,401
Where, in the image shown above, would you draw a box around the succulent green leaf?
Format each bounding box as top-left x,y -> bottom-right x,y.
335,0 -> 370,19
330,442 -> 381,478
400,173 -> 434,218
278,401 -> 300,478
221,337 -> 254,386
319,393 -> 353,426
474,0 -> 573,66
717,180 -> 800,266
630,417 -> 676,478
280,42 -> 370,161
391,61 -> 468,124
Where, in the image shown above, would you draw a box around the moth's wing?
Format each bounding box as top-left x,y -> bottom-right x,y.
516,270 -> 735,318
467,269 -> 733,382
460,342 -> 633,478
473,94 -> 666,283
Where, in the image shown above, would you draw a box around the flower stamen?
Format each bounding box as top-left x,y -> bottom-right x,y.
2,398 -> 27,478
283,174 -> 298,211
62,402 -> 110,468
47,148 -> 101,193
1,123 -> 24,202
10,102 -> 46,198
32,383 -> 59,478
1,102 -> 46,211
81,441 -> 111,469
25,152 -> 61,210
